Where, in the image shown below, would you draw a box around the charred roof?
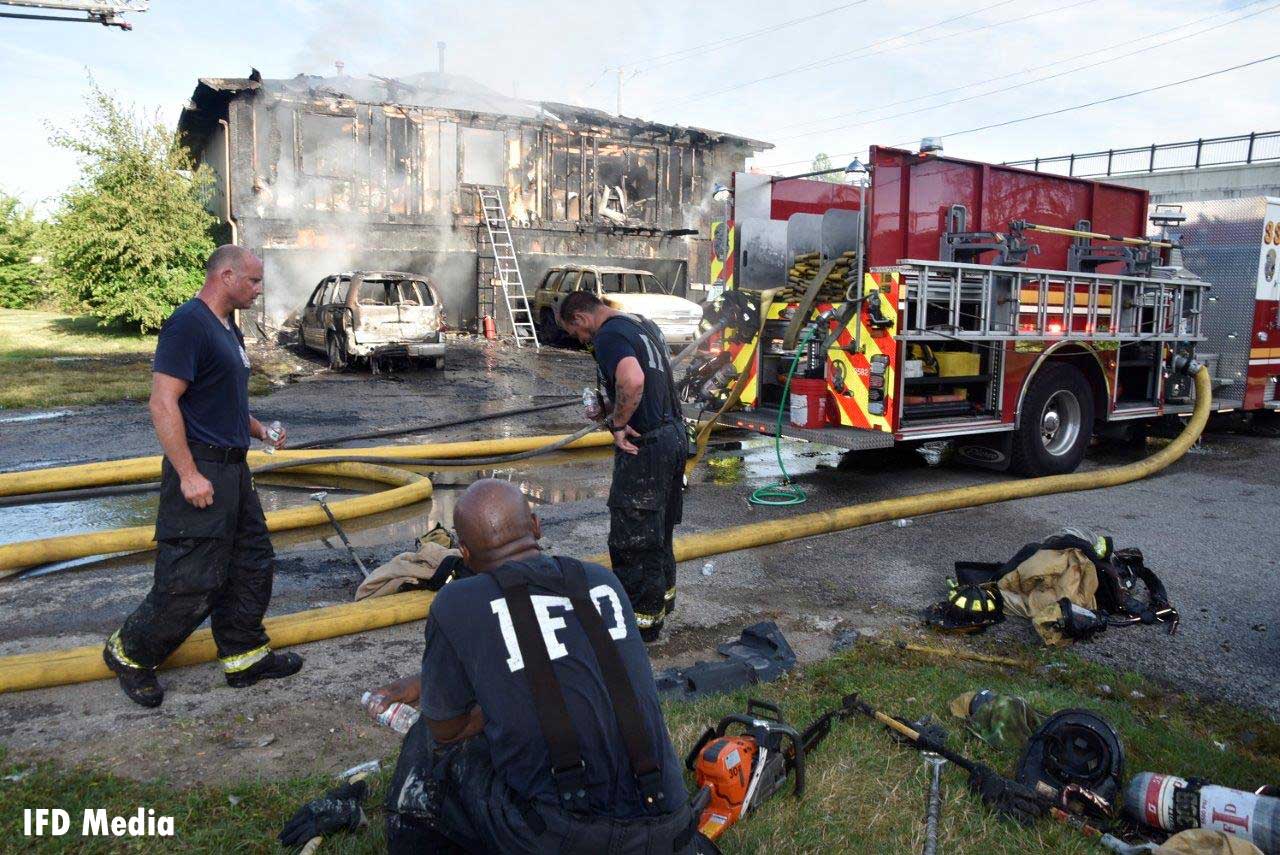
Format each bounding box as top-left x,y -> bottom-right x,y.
178,69 -> 772,154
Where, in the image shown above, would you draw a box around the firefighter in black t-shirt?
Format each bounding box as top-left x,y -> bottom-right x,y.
102,245 -> 302,708
557,289 -> 687,642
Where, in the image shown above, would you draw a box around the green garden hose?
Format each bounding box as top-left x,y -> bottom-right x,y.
749,328 -> 815,507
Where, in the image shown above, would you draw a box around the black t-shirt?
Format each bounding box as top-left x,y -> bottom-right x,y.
417,554 -> 686,818
152,298 -> 251,449
591,315 -> 675,434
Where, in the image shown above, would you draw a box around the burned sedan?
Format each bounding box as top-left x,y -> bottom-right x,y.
299,271 -> 446,371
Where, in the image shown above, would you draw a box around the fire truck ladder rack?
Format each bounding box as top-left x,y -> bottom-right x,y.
473,185 -> 539,349
887,259 -> 1209,344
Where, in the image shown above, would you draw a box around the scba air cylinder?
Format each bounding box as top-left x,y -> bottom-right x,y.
1125,772 -> 1280,854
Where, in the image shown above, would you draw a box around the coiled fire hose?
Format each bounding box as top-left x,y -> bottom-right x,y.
0,367 -> 1210,694
0,426 -> 608,577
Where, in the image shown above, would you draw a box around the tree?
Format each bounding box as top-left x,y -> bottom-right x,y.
45,82 -> 216,331
0,191 -> 45,309
810,152 -> 847,184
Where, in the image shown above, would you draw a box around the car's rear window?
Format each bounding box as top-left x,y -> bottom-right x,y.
395,281 -> 434,305
601,273 -> 666,295
357,281 -> 390,305
356,280 -> 435,306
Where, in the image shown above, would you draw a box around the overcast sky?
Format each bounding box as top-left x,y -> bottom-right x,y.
1,0 -> 1276,211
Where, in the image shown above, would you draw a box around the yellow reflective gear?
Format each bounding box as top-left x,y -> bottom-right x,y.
106,630 -> 148,671
220,644 -> 270,673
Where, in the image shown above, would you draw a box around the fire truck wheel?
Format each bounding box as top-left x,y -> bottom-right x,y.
1012,363 -> 1094,476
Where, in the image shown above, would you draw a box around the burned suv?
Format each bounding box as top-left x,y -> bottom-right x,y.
299,271 -> 446,371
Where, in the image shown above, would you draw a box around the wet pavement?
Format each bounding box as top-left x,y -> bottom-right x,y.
1,337 -> 1278,783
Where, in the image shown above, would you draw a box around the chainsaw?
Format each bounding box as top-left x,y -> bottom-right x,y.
684,696 -> 857,840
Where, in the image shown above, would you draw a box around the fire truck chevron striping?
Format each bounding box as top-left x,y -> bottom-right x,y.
686,145 -> 1214,476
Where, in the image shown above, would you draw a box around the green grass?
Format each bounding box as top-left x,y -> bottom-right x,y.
0,309 -> 156,360
0,308 -> 271,409
2,641 -> 1277,853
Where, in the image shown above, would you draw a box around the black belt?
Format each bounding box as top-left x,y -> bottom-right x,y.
188,442 -> 248,464
630,421 -> 678,447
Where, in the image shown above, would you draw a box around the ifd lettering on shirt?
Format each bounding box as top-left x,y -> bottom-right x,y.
491,584 -> 627,671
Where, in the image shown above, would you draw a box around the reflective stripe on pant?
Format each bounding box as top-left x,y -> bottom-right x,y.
607,423 -> 684,636
116,456 -> 275,669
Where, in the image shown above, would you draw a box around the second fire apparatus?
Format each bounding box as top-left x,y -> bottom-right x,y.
686,145 -> 1211,476
1160,197 -> 1280,422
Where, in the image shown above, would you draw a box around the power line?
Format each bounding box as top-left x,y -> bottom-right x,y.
772,0 -> 1279,143
774,0 -> 1269,135
758,51 -> 1280,170
582,1 -> 872,110
664,0 -> 1099,109
623,0 -> 872,73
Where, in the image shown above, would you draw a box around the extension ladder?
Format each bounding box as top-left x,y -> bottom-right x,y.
474,186 -> 539,349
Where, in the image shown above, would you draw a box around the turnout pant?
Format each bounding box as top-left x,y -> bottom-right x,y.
115,454 -> 274,672
386,720 -> 696,855
607,422 -> 685,639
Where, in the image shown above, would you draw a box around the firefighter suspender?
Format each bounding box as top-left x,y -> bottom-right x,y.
492,557 -> 667,816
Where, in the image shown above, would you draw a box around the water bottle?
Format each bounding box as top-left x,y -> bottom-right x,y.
582,387 -> 602,421
262,419 -> 283,455
1125,772 -> 1280,854
362,691 -> 420,735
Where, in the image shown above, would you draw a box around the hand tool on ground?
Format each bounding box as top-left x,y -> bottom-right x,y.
309,491 -> 369,578
923,752 -> 946,855
849,693 -> 1048,826
851,693 -> 1139,845
686,695 -> 858,840
279,763 -> 376,853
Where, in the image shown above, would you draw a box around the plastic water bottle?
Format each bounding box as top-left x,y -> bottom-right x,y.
893,518 -> 912,528
582,387 -> 601,420
362,691 -> 420,734
262,420 -> 283,455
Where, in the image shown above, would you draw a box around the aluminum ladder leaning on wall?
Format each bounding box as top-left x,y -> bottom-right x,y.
474,185 -> 539,349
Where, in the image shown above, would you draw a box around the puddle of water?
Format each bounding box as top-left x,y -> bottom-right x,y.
0,410 -> 71,424
0,456 -> 614,556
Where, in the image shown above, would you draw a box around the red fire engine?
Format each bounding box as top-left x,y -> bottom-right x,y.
687,144 -> 1210,476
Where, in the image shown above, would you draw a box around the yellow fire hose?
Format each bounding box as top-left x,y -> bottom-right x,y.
0,368 -> 1210,694
0,431 -> 615,499
0,462 -> 436,579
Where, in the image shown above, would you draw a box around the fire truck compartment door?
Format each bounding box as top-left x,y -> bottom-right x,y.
739,218 -> 788,291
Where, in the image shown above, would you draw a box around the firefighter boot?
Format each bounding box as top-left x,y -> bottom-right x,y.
102,643 -> 164,709
226,650 -> 304,688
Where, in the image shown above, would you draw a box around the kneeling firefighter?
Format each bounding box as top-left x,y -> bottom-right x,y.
374,479 -> 705,854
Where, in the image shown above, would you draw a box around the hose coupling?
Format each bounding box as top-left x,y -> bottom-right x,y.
1172,354 -> 1202,376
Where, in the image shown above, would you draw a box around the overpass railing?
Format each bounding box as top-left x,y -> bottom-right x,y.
1005,131 -> 1280,179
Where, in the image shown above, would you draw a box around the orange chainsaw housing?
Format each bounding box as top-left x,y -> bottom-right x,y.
692,735 -> 759,840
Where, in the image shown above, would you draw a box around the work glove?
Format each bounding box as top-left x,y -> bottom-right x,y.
278,779 -> 368,848
967,762 -> 1045,827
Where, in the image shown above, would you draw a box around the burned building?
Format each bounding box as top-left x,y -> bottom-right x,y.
177,70 -> 771,333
